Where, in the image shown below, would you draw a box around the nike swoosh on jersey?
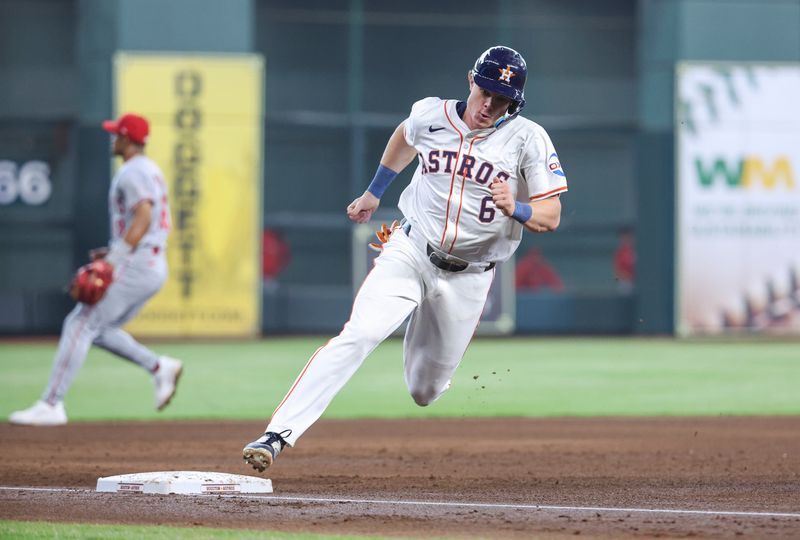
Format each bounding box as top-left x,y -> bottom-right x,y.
428,126 -> 445,133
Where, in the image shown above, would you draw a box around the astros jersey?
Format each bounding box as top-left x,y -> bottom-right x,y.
109,155 -> 171,248
398,97 -> 567,263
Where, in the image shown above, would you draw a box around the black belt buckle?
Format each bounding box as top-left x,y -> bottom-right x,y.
426,244 -> 468,272
407,221 -> 495,273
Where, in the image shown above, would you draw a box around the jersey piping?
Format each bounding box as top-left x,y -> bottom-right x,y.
46,308 -> 91,403
529,185 -> 568,201
440,101 -> 464,249
271,343 -> 327,420
447,134 -> 485,254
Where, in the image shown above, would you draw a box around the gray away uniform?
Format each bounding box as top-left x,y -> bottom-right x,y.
43,154 -> 170,404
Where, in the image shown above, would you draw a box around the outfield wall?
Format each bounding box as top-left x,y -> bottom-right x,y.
1,0 -> 798,336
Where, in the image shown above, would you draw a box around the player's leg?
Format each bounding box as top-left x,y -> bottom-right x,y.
94,326 -> 158,371
94,326 -> 182,411
92,255 -> 162,369
93,253 -> 181,410
267,242 -> 423,446
403,268 -> 495,406
41,303 -> 103,405
8,302 -> 103,426
244,232 -> 426,471
39,276 -> 143,403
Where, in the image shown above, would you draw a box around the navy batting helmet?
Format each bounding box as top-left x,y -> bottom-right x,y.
471,46 -> 527,116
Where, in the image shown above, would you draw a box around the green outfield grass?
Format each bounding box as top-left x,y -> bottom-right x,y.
0,521 -> 463,540
1,337 -> 798,421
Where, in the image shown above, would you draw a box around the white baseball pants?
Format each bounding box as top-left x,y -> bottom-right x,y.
267,226 -> 494,447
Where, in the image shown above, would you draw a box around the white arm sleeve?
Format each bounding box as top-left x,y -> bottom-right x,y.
117,169 -> 156,212
403,97 -> 442,147
519,128 -> 569,202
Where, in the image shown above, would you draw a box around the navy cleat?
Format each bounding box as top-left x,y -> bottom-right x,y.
243,431 -> 289,472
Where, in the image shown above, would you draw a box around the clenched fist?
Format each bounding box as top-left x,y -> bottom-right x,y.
490,177 -> 515,217
347,191 -> 380,224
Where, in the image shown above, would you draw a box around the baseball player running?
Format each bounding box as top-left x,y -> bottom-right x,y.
244,46 -> 567,470
9,114 -> 183,426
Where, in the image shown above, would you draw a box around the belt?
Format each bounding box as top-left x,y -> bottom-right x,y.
139,245 -> 162,255
403,222 -> 495,273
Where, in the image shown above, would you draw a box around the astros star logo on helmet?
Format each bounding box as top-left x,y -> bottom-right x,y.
498,66 -> 515,83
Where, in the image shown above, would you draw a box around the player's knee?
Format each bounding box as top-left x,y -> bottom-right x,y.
409,377 -> 451,407
92,330 -> 109,347
411,391 -> 432,407
410,386 -> 438,407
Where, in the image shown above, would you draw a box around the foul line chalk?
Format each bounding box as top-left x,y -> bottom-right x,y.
0,486 -> 798,519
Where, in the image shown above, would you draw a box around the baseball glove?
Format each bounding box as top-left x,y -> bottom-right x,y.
368,220 -> 400,252
69,260 -> 113,305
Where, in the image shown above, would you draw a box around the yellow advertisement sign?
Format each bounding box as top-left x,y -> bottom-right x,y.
116,53 -> 263,337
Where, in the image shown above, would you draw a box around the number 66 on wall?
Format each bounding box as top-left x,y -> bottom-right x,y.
0,160 -> 52,206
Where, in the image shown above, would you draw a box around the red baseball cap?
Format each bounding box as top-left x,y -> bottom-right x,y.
102,113 -> 150,145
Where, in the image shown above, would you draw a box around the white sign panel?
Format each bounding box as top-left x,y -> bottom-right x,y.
676,63 -> 800,335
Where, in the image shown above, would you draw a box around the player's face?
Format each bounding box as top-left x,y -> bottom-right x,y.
465,78 -> 512,130
110,134 -> 124,156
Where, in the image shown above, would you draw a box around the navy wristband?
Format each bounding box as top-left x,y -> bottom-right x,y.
511,201 -> 533,224
366,164 -> 399,199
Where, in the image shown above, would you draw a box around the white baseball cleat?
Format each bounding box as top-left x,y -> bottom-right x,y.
153,356 -> 183,411
9,400 -> 67,426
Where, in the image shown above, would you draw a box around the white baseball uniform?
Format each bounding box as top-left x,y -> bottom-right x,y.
42,154 -> 171,404
267,97 -> 567,447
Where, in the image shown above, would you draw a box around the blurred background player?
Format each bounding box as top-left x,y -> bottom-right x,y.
613,226 -> 636,293
9,114 -> 182,426
515,247 -> 565,292
243,45 -> 567,471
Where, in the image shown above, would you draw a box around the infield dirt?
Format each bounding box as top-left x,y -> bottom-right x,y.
1,417 -> 799,538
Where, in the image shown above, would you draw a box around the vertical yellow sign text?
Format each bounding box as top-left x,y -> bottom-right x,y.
115,53 -> 263,337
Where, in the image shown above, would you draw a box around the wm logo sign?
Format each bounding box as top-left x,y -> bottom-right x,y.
695,157 -> 795,189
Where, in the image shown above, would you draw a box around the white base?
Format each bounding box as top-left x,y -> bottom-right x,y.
96,471 -> 272,495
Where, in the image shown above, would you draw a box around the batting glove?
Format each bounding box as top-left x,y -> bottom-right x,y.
368,220 -> 400,252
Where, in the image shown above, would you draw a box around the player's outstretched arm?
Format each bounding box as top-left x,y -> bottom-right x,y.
347,122 -> 417,224
490,178 -> 561,233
